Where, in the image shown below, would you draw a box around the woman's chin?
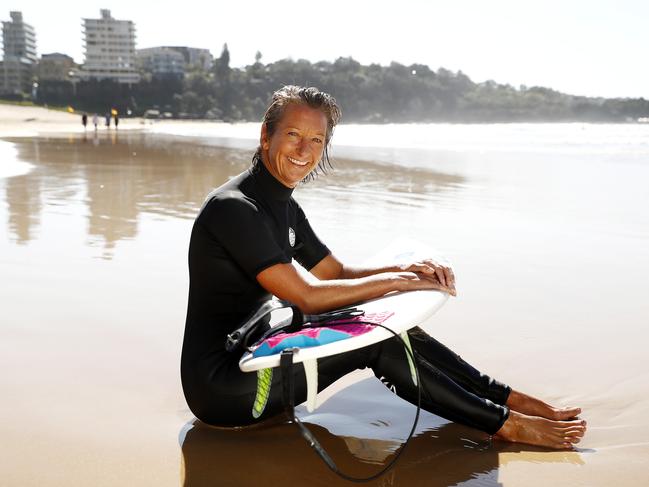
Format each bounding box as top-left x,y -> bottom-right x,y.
288,168 -> 315,185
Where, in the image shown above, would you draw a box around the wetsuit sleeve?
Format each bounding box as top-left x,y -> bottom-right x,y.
293,205 -> 330,271
200,195 -> 291,278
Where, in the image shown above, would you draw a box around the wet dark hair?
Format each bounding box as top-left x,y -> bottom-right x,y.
253,85 -> 342,181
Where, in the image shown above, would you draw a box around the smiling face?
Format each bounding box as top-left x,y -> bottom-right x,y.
260,103 -> 328,188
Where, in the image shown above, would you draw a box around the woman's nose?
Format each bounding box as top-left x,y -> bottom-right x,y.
296,138 -> 309,155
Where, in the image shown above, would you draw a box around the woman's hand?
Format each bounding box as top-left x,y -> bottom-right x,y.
399,259 -> 456,296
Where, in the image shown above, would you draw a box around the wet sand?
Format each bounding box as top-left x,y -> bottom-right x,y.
2,123 -> 649,486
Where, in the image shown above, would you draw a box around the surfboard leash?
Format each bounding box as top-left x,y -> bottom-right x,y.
279,320 -> 422,483
227,301 -> 363,353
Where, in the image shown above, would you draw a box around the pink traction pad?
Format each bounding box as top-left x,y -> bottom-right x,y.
260,311 -> 395,349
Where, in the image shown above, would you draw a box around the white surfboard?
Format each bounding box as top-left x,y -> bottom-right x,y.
239,240 -> 451,414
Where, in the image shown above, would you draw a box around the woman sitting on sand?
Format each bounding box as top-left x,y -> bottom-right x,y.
180,85 -> 586,449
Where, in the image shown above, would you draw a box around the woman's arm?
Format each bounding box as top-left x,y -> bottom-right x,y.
256,260 -> 453,315
309,254 -> 456,294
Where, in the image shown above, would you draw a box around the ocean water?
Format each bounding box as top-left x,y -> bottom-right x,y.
150,121 -> 649,154
147,121 -> 649,241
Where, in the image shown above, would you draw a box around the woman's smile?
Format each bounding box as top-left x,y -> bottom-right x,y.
287,156 -> 310,167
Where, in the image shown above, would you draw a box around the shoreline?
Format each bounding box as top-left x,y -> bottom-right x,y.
3,104 -> 647,141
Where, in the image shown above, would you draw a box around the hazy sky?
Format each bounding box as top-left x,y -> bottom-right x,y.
3,0 -> 648,99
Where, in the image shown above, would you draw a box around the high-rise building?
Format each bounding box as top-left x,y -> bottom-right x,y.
80,9 -> 139,84
1,11 -> 37,96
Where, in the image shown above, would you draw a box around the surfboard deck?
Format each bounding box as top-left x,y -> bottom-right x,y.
239,289 -> 448,372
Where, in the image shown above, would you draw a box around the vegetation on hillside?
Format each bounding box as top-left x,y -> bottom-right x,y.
23,45 -> 649,122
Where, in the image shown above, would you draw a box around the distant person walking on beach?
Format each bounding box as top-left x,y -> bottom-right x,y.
92,113 -> 98,131
114,112 -> 119,129
105,113 -> 111,129
81,113 -> 88,130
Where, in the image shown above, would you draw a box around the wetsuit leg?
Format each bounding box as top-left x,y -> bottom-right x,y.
407,327 -> 511,405
369,332 -> 509,435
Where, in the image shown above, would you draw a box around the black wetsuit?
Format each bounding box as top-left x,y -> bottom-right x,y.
181,160 -> 510,434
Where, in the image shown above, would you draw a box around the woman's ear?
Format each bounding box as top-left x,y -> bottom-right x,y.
261,124 -> 270,150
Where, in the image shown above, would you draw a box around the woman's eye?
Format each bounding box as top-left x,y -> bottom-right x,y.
288,131 -> 298,137
312,138 -> 323,144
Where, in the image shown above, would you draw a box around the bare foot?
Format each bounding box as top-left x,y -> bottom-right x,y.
507,390 -> 581,420
495,410 -> 587,449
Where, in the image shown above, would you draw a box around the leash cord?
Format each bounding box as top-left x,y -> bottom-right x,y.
280,319 -> 422,483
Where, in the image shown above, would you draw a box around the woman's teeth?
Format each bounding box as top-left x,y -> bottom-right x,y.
288,156 -> 309,166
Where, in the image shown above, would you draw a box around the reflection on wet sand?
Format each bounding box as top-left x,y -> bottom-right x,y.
2,133 -> 463,259
3,134 -> 251,258
5,168 -> 42,244
179,379 -> 583,487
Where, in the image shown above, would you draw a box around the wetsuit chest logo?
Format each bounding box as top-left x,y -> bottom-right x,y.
288,227 -> 296,247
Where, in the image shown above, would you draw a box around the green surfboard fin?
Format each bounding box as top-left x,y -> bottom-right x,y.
252,368 -> 273,418
401,331 -> 417,386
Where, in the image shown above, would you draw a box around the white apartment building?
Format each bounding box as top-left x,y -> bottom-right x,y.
136,47 -> 185,77
80,9 -> 139,84
1,11 -> 37,95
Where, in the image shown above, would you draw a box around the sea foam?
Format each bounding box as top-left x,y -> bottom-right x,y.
0,141 -> 34,179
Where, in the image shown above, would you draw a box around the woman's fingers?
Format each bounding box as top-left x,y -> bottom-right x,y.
447,267 -> 455,289
402,260 -> 457,296
408,262 -> 434,275
442,266 -> 455,293
434,267 -> 447,287
414,272 -> 456,295
422,260 -> 455,292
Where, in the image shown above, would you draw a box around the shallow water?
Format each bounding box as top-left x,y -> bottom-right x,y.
1,127 -> 649,486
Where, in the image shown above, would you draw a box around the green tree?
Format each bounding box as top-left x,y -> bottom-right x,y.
214,43 -> 233,119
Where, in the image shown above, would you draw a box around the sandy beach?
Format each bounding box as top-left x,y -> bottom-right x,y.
0,103 -> 147,138
2,105 -> 649,486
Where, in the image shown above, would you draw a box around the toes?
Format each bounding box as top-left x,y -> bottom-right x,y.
553,407 -> 582,420
557,416 -> 580,425
565,419 -> 586,427
552,423 -> 586,433
562,407 -> 581,415
564,429 -> 586,438
558,426 -> 586,436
